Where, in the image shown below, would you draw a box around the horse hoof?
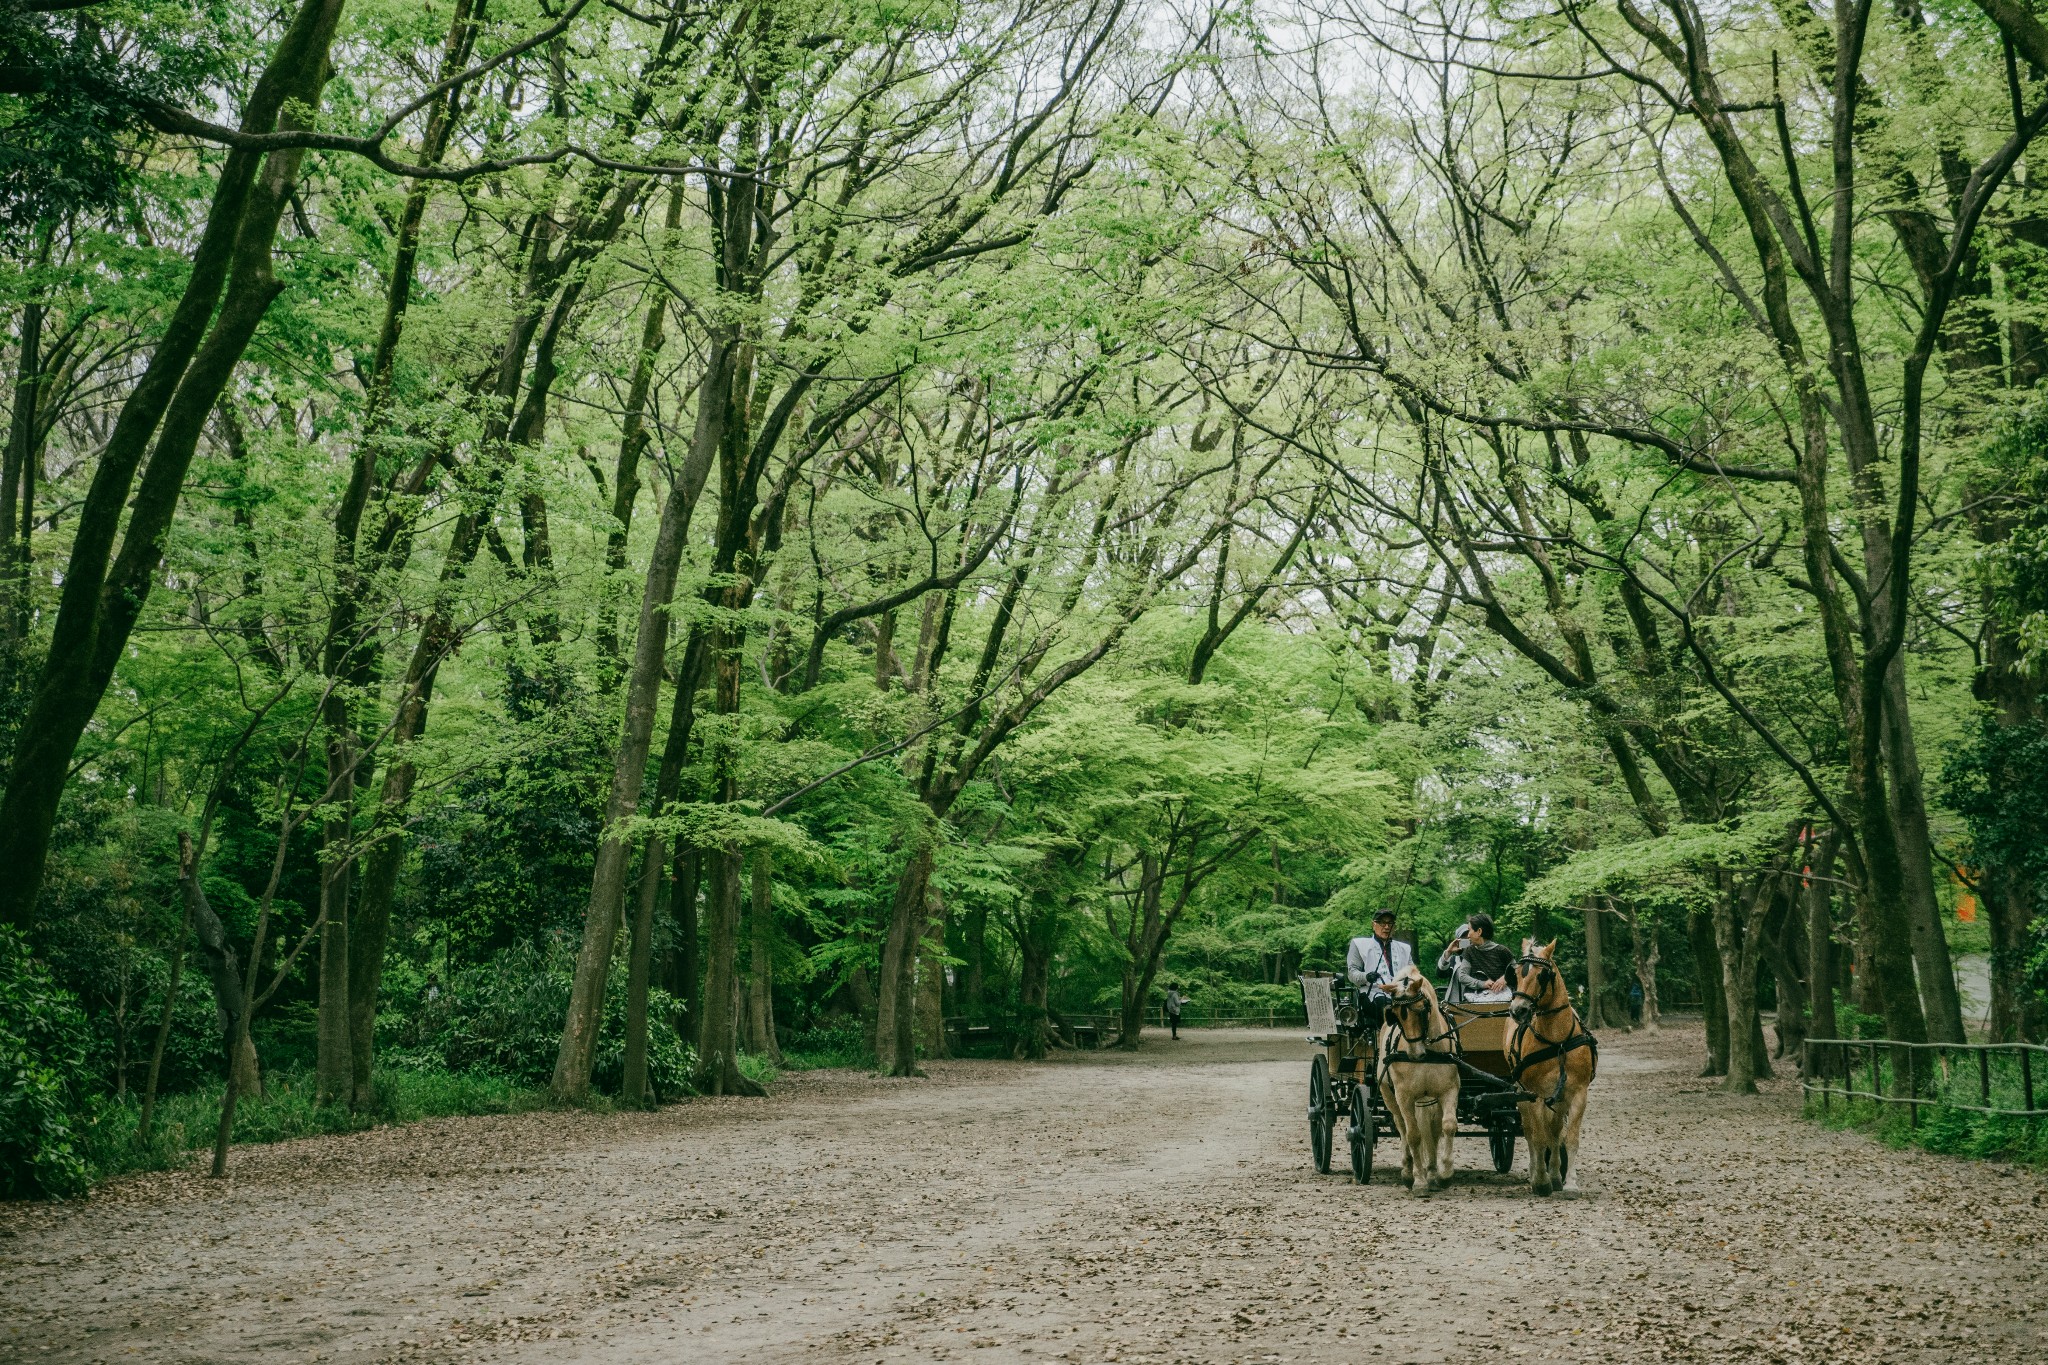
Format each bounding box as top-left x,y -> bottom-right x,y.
1531,1181 -> 1552,1197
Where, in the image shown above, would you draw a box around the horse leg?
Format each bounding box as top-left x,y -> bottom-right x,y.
1409,1095 -> 1438,1197
1383,1071 -> 1411,1185
1559,1084 -> 1589,1195
1433,1080 -> 1459,1190
1520,1096 -> 1553,1197
1409,1096 -> 1441,1195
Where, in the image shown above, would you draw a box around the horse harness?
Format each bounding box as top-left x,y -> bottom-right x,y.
1507,955 -> 1598,1109
1377,992 -> 1460,1096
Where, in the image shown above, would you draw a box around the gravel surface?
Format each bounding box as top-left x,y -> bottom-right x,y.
2,1023 -> 2043,1364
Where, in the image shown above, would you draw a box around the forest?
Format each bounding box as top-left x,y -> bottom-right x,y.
1,0 -> 2045,1200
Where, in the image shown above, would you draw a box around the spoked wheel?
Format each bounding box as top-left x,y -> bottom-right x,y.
1489,1126 -> 1515,1174
1349,1092 -> 1374,1184
1308,1055 -> 1334,1174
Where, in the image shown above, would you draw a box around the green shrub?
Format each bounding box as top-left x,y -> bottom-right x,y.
1808,1095 -> 2048,1166
0,929 -> 96,1198
383,939 -> 695,1099
83,1065 -> 557,1166
780,1018 -> 874,1070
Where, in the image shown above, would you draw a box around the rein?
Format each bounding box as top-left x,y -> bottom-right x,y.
1507,955 -> 1598,1108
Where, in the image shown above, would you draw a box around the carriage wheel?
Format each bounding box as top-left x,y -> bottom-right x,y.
1349,1100 -> 1374,1184
1307,1055 -> 1334,1174
1489,1126 -> 1515,1174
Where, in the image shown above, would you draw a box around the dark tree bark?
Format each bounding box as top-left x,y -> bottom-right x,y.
673,846 -> 702,1037
550,345 -> 722,1099
0,0 -> 347,930
178,835 -> 261,1098
1804,830 -> 1842,1063
137,898 -> 193,1143
1691,910 -> 1729,1077
1582,899 -> 1609,1030
747,851 -> 783,1064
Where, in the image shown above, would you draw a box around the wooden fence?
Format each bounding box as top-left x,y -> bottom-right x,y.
942,1007 -> 1309,1051
1802,1036 -> 2048,1126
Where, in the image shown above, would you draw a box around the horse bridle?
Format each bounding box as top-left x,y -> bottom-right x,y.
1509,954 -> 1570,1019
1380,990 -> 1458,1072
1507,954 -> 1597,1108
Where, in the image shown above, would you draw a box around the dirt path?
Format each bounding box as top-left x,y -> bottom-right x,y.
3,1024 -> 2044,1364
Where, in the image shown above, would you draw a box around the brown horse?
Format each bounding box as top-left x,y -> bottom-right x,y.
1376,965 -> 1460,1195
1506,940 -> 1597,1197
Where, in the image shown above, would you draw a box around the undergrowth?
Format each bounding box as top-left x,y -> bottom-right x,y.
776,1020 -> 875,1071
80,1066 -> 560,1183
1806,1096 -> 2048,1166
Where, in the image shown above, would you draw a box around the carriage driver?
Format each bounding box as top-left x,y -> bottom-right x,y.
1346,908 -> 1413,1026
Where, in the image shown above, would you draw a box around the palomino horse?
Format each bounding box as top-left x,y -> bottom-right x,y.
1506,940 -> 1597,1196
1376,965 -> 1460,1195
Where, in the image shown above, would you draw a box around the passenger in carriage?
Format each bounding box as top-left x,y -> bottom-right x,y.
1346,908 -> 1412,1026
1437,913 -> 1514,1005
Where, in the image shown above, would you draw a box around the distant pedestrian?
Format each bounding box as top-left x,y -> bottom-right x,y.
1165,984 -> 1188,1039
1628,979 -> 1643,1026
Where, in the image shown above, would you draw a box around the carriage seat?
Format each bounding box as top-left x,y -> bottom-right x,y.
1444,1000 -> 1514,1080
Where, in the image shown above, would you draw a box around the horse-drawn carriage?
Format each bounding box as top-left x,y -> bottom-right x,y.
1299,969 -> 1524,1183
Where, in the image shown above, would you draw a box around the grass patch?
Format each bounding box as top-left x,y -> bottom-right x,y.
1805,1095 -> 2048,1166
776,1020 -> 877,1071
81,1066 -> 559,1181
732,1052 -> 778,1088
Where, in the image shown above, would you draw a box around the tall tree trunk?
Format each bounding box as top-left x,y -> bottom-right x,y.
1625,902 -> 1660,1030
959,900 -> 988,1019
333,0 -> 478,1109
747,850 -> 782,1064
1805,831 -> 1841,1064
1882,664 -> 1965,1042
595,194 -> 681,680
0,0 -> 346,929
624,632 -> 707,1094
1982,867 -> 2038,1042
1690,910 -> 1728,1077
695,843 -> 762,1094
621,838 -> 662,1108
1760,886 -> 1807,1062
1711,875 -> 1763,1095
138,900 -> 192,1143
1849,890 -> 1883,1018
551,350 -> 724,1100
673,846 -> 701,1042
1118,854 -> 1168,1048
1971,473 -> 2046,1041
1,291 -> 43,641
877,841 -> 935,1077
1011,900 -> 1058,1061
314,841 -> 352,1105
178,832 -> 261,1097
1582,901 -> 1609,1029
915,880 -> 946,1061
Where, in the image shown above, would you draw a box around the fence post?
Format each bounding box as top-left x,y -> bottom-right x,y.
1980,1048 -> 1991,1107
1906,1044 -> 1917,1130
2025,1049 -> 2036,1114
1870,1041 -> 1880,1101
